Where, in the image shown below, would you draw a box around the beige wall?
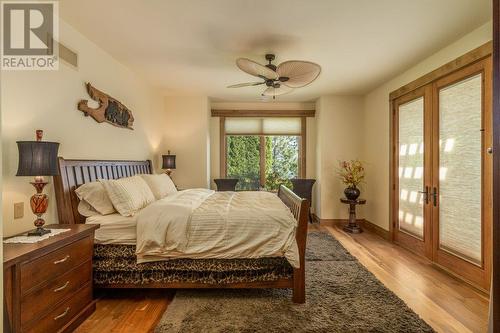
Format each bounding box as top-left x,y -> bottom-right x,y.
1,20 -> 168,237
314,96 -> 364,220
208,102 -> 316,194
0,68 -> 3,327
164,96 -> 211,189
3,19 -> 490,239
209,116 -> 220,189
362,21 -> 492,231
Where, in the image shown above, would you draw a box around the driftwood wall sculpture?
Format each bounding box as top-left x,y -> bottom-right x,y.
78,83 -> 134,129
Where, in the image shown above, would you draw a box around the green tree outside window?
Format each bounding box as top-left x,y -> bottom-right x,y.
226,135 -> 299,191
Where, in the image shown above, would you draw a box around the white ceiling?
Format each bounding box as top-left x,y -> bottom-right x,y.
60,0 -> 491,102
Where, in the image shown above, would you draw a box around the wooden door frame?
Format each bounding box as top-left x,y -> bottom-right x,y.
430,58 -> 492,291
492,0 -> 500,329
391,86 -> 433,259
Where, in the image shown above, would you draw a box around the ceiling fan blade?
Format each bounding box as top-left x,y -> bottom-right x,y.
227,82 -> 264,88
277,61 -> 321,88
262,85 -> 294,97
236,58 -> 279,80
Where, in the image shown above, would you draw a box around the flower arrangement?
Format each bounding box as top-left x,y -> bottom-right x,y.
337,160 -> 365,188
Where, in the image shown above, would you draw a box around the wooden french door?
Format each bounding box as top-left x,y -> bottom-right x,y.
393,57 -> 492,290
393,86 -> 433,258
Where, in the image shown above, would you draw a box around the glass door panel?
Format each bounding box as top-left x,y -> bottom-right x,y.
438,74 -> 482,265
432,57 -> 492,290
398,97 -> 425,239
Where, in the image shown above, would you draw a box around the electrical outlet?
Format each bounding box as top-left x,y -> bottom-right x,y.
14,202 -> 24,219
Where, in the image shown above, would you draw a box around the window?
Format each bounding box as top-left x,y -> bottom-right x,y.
221,116 -> 305,191
226,135 -> 261,190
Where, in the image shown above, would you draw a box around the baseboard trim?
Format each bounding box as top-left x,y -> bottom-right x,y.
314,217 -> 391,241
362,220 -> 391,241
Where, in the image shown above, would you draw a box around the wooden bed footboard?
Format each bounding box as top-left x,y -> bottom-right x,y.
53,158 -> 309,303
277,185 -> 310,303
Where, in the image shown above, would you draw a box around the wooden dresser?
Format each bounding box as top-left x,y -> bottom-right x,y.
3,224 -> 99,333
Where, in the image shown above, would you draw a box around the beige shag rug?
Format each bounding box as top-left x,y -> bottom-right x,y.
155,232 -> 434,333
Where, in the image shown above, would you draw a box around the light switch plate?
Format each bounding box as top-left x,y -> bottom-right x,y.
14,202 -> 24,219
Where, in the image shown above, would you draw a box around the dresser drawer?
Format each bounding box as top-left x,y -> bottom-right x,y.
21,260 -> 92,325
22,283 -> 92,333
20,236 -> 92,292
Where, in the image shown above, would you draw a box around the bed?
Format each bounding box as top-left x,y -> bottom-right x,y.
53,157 -> 309,303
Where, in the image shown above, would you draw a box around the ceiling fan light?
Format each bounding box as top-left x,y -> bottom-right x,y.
262,85 -> 293,97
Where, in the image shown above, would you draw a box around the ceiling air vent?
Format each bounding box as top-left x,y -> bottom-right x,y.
58,42 -> 78,68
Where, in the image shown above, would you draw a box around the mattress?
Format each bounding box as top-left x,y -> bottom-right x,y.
136,189 -> 299,267
86,214 -> 136,245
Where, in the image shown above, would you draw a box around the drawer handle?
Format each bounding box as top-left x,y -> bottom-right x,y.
53,281 -> 70,292
53,255 -> 70,265
53,307 -> 70,321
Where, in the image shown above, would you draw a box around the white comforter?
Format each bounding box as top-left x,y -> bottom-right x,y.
135,189 -> 300,268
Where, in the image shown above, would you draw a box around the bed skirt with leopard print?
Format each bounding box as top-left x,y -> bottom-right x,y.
93,244 -> 294,285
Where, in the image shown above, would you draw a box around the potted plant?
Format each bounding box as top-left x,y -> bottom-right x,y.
337,160 -> 365,200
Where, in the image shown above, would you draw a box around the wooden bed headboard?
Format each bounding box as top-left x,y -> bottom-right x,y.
53,157 -> 153,224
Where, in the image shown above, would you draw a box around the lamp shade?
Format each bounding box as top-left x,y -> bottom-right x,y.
162,153 -> 176,170
16,141 -> 60,176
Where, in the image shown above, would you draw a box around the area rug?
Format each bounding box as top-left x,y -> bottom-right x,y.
155,232 -> 435,333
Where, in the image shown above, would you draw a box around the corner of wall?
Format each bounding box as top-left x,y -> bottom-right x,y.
163,95 -> 211,189
313,95 -> 365,220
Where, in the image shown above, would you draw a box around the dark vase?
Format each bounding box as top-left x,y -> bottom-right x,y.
344,186 -> 360,200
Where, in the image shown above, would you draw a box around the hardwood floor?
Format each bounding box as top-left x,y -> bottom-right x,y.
321,222 -> 489,333
75,223 -> 489,333
74,290 -> 174,333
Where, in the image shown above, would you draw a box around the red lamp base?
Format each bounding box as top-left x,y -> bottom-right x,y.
27,180 -> 50,237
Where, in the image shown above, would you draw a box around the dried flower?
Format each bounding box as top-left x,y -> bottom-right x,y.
336,160 -> 365,187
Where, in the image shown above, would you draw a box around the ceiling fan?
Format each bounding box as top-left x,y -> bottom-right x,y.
228,54 -> 321,99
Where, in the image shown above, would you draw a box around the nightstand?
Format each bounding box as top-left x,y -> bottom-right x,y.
3,224 -> 99,333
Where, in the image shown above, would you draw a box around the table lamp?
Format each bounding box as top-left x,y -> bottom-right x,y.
162,150 -> 176,176
16,130 -> 60,236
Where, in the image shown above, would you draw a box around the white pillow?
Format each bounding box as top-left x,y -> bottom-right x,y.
140,173 -> 177,200
75,181 -> 116,215
77,200 -> 100,217
100,176 -> 156,217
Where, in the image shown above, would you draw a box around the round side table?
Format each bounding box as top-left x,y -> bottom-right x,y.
340,198 -> 366,234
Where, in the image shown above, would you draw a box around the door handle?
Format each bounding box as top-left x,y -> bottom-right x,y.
418,186 -> 429,204
431,187 -> 438,207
